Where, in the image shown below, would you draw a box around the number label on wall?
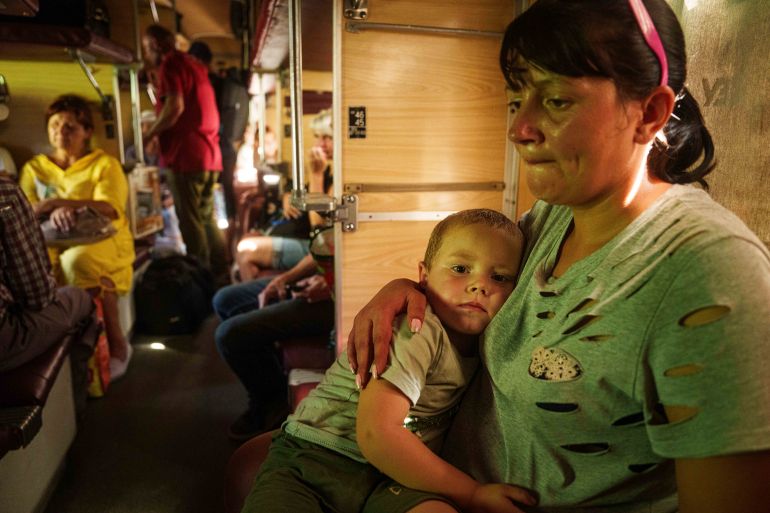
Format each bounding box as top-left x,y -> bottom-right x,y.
348,106 -> 366,139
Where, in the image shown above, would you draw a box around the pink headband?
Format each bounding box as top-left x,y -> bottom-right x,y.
628,0 -> 669,87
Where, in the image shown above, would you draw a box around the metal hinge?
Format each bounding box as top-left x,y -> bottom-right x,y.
292,192 -> 359,232
344,0 -> 368,20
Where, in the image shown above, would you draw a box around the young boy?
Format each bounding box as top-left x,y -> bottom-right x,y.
242,209 -> 533,513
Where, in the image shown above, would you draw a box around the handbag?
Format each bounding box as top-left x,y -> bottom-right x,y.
41,206 -> 116,248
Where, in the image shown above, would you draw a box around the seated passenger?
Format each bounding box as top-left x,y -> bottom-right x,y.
0,170 -> 98,414
213,250 -> 334,441
234,109 -> 333,282
19,94 -> 136,380
241,209 -> 533,513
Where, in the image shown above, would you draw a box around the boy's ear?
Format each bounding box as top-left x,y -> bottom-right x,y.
634,85 -> 676,144
418,261 -> 428,288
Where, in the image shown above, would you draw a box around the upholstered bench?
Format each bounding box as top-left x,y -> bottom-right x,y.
0,333 -> 78,513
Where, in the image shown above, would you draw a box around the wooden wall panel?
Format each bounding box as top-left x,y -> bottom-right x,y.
356,190 -> 503,213
340,191 -> 504,334
343,32 -> 507,185
363,0 -> 513,32
337,0 -> 514,344
0,61 -> 119,170
340,221 -> 443,335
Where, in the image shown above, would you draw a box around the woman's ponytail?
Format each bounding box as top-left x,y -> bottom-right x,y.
649,87 -> 716,189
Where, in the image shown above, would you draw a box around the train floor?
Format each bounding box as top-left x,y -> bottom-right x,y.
45,313 -> 245,513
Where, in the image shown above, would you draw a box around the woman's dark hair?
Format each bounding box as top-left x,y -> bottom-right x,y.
500,0 -> 715,188
45,94 -> 94,131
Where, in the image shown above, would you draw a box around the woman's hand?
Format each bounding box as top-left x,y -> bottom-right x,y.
49,206 -> 76,232
466,483 -> 536,513
291,274 -> 331,303
258,273 -> 290,308
308,145 -> 327,176
347,278 -> 427,388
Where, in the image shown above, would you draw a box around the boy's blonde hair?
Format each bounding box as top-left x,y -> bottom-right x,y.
423,209 -> 522,269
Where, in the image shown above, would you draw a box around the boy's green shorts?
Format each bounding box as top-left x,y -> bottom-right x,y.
241,431 -> 458,513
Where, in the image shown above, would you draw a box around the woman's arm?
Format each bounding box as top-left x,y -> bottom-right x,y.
37,198 -> 117,219
668,406 -> 770,513
357,379 -> 535,513
347,279 -> 428,389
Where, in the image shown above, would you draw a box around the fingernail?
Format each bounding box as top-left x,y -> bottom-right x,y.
410,319 -> 422,333
355,375 -> 362,390
372,367 -> 378,380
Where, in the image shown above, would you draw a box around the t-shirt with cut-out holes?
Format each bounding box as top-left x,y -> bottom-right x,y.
441,185 -> 770,513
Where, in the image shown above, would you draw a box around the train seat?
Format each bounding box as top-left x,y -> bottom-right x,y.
221,334 -> 333,513
0,333 -> 78,513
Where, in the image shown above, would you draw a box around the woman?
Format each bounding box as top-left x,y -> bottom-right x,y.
233,108 -> 333,282
348,1 -> 770,511
20,94 -> 135,380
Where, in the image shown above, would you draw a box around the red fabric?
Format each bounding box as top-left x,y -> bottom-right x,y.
156,50 -> 222,173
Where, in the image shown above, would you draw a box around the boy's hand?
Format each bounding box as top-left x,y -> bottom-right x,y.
347,279 -> 427,389
467,483 -> 536,513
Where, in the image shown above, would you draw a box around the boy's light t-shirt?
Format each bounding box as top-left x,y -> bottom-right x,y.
284,306 -> 479,463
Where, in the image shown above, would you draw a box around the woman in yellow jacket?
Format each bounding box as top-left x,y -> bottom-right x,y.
20,94 -> 135,380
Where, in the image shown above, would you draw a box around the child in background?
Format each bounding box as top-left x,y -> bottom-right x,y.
242,209 -> 535,513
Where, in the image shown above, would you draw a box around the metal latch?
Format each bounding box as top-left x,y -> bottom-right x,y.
344,0 -> 368,20
291,192 -> 359,232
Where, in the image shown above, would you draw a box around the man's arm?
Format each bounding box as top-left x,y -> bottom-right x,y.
257,253 -> 320,307
144,92 -> 184,142
357,379 -> 534,512
0,179 -> 56,310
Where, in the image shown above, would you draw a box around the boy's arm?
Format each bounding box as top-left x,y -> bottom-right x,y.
357,379 -> 535,512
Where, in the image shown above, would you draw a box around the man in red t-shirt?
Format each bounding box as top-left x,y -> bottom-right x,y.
142,24 -> 227,282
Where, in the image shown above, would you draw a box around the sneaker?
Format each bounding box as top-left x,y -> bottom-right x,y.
109,343 -> 133,382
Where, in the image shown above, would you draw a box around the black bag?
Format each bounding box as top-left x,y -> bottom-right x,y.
133,254 -> 215,335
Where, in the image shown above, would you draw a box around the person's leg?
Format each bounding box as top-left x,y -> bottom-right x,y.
244,432 -> 380,513
220,145 -> 238,221
0,286 -> 97,417
212,276 -> 272,320
0,286 -> 94,371
214,298 -> 334,437
364,479 -> 460,513
200,170 -> 229,282
271,237 -> 311,270
234,235 -> 277,281
56,237 -> 133,380
93,277 -> 126,361
405,502 -> 459,513
167,171 -> 210,268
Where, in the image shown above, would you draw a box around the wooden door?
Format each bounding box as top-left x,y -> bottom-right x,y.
333,0 -> 516,348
